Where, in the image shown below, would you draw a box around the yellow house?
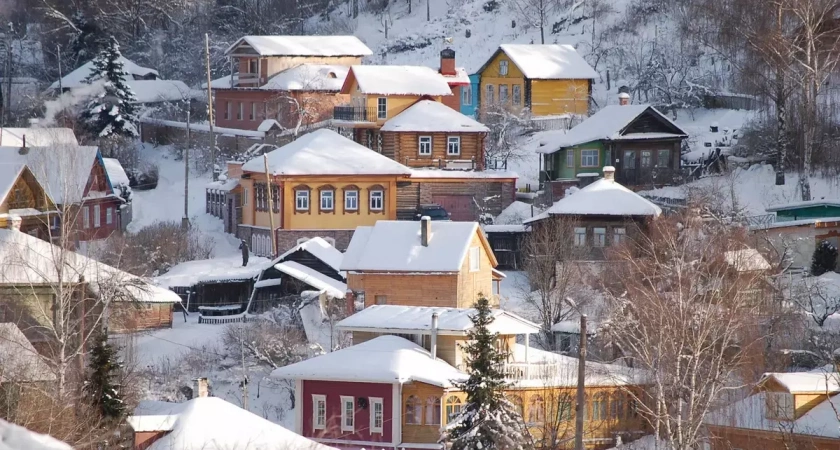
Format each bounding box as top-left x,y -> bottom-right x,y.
340,219 -> 504,309
238,129 -> 412,255
477,44 -> 597,117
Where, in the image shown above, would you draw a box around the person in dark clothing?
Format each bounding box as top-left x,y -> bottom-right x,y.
239,239 -> 249,266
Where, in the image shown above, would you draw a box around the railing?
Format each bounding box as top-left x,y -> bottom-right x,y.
502,362 -> 561,381
744,214 -> 776,228
234,73 -> 260,87
403,157 -> 478,169
485,159 -> 508,170
333,106 -> 378,123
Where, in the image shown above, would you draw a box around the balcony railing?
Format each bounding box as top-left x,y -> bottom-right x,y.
234,73 -> 260,87
333,106 -> 378,123
502,362 -> 562,381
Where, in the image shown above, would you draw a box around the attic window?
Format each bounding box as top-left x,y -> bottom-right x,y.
499,60 -> 509,76
469,246 -> 480,272
327,72 -> 337,79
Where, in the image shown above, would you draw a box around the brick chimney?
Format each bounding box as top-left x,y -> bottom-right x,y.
193,377 -> 209,398
7,215 -> 21,231
618,86 -> 631,106
420,216 -> 431,247
440,48 -> 456,76
226,161 -> 244,179
603,166 -> 616,182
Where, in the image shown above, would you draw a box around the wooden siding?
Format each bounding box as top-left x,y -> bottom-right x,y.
530,79 -> 591,116
402,382 -> 446,444
351,331 -> 465,368
456,232 -> 496,308
109,303 -> 173,333
382,131 -> 486,168
349,273 -> 460,308
396,182 -> 420,220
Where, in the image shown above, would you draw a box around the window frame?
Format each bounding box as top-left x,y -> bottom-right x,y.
243,188 -> 249,206
106,207 -> 113,225
238,102 -> 243,120
613,227 -> 626,246
344,190 -> 359,211
499,60 -> 509,76
657,149 -> 670,168
499,84 -> 509,103
295,189 -> 310,211
320,189 -> 334,211
565,149 -> 574,168
580,149 -> 599,168
312,394 -> 327,430
469,246 -> 480,272
641,150 -> 653,168
340,395 -> 355,432
405,395 -> 422,425
767,392 -> 794,420
82,206 -> 90,229
593,227 -> 606,248
250,102 -> 256,121
512,84 -> 522,105
485,84 -> 494,104
447,136 -> 461,156
418,136 -> 432,155
425,396 -> 441,426
93,204 -> 101,228
377,97 -> 387,120
462,84 -> 472,105
445,395 -> 463,422
369,190 -> 384,211
574,227 -> 587,247
370,397 -> 384,433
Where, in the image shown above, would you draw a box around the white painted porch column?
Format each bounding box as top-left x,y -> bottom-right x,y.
524,333 -> 530,379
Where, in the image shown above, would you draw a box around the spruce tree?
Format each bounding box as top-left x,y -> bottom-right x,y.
81,36 -> 139,138
812,240 -> 838,276
85,332 -> 125,421
441,295 -> 532,450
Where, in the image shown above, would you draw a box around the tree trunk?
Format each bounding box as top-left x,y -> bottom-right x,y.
800,78 -> 816,202
775,68 -> 787,186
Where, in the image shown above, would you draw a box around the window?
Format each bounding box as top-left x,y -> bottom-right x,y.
377,133 -> 383,153
574,227 -> 586,246
486,84 -> 494,103
509,396 -> 524,417
657,149 -> 670,168
512,85 -> 522,105
593,227 -> 606,247
248,59 -> 257,74
469,246 -> 480,272
375,295 -> 387,305
250,102 -> 256,120
557,398 -> 573,422
238,102 -> 243,120
767,392 -> 794,420
592,394 -> 608,421
558,334 -> 572,352
371,397 -> 384,433
580,149 -> 599,167
341,396 -> 355,432
613,227 -> 626,246
345,190 -> 358,211
313,395 -> 326,430
445,396 -> 463,421
447,136 -> 461,156
377,97 -> 387,119
426,397 -> 441,425
499,60 -> 509,75
82,206 -> 90,229
296,190 -> 309,211
370,190 -> 383,211
419,136 -> 432,155
106,207 -> 113,225
624,150 -> 636,169
320,190 -> 334,211
499,84 -> 509,103
243,188 -> 249,206
611,394 -> 624,419
224,101 -> 230,120
93,204 -> 101,228
565,149 -> 574,168
406,395 -> 422,424
255,183 -> 268,212
462,84 -> 472,105
528,395 -> 545,424
641,150 -> 652,168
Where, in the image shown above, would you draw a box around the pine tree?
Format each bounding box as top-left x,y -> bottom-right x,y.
441,295 -> 533,450
81,36 -> 139,139
85,332 -> 125,421
812,240 -> 838,276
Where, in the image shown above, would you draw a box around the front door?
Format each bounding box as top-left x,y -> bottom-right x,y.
621,150 -> 638,185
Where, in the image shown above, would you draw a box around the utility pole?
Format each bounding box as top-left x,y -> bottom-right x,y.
575,314 -> 587,450
240,329 -> 248,410
205,33 -> 217,181
263,154 -> 278,258
426,0 -> 430,22
57,44 -> 65,127
4,22 -> 11,126
182,105 -> 190,229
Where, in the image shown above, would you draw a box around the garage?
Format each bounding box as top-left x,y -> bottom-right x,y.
431,194 -> 475,221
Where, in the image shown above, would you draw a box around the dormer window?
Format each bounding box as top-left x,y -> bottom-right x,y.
766,392 -> 793,420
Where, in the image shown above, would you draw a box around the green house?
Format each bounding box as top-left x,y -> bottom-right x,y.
766,200 -> 840,222
538,104 -> 688,187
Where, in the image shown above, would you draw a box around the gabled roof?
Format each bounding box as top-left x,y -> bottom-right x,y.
225,35 -> 372,57
536,105 -> 688,153
337,305 -> 540,335
342,65 -> 453,96
760,372 -> 840,394
0,128 -> 78,146
240,129 -> 412,176
340,220 -> 497,272
270,335 -> 468,387
0,323 -> 55,383
766,199 -> 840,212
128,397 -> 336,450
724,248 -> 771,272
102,158 -> 129,187
478,44 -> 598,80
0,164 -> 32,207
705,391 -> 840,438
127,79 -> 196,103
262,64 -> 350,91
380,100 -> 489,133
48,56 -> 158,90
274,236 -> 343,273
273,261 -> 346,298
0,418 -> 73,450
0,145 -> 104,204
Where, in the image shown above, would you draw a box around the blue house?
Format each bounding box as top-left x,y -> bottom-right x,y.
461,73 -> 480,118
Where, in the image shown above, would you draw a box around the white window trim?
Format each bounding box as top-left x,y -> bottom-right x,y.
312,394 -> 326,430
243,188 -> 249,206
296,190 -> 309,211
565,150 -> 574,168
593,227 -> 606,248
370,190 -> 384,211
320,190 -> 334,211
469,246 -> 480,272
377,97 -> 387,119
106,207 -> 113,225
574,227 -> 586,247
512,84 -> 522,105
613,227 -> 626,245
345,190 -> 358,211
447,136 -> 461,156
499,60 -> 508,76
82,206 -> 90,229
340,395 -> 355,432
93,204 -> 101,228
238,102 -> 244,121
250,102 -> 256,120
419,136 -> 432,155
370,397 -> 384,434
580,149 -> 599,168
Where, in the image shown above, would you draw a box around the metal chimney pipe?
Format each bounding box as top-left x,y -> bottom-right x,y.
430,312 -> 439,360
421,216 -> 431,247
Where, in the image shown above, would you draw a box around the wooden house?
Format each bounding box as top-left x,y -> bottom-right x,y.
437,48 -> 470,112
461,73 -> 480,118
705,372 -> 840,449
341,218 -> 503,309
476,44 -> 598,117
750,217 -> 840,271
538,102 -> 688,189
0,164 -> 56,239
237,129 -> 412,256
212,35 -> 371,131
524,167 -> 662,260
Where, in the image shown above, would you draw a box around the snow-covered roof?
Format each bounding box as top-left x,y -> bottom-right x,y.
153,254 -> 272,288
380,100 -> 489,133
409,168 -> 518,179
271,335 -> 468,387
262,64 -> 350,91
273,261 -> 346,298
241,129 -> 412,176
535,105 -> 687,152
724,248 -> 771,272
493,44 -> 598,80
483,224 -> 527,233
525,173 -> 662,221
0,418 -> 72,450
510,343 -> 645,387
127,79 -> 196,103
128,397 -> 336,450
337,305 -> 540,335
48,56 -> 158,90
347,65 -> 453,96
705,391 -> 840,438
0,323 -> 55,383
493,200 -> 539,225
0,145 -> 102,204
102,157 -> 129,187
274,236 -> 343,273
551,319 -> 596,335
0,128 -> 78,146
761,372 -> 840,393
766,199 -> 840,212
0,229 -> 181,304
226,35 -> 372,57
341,220 -> 495,272
0,164 -> 28,206
440,67 -> 471,85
